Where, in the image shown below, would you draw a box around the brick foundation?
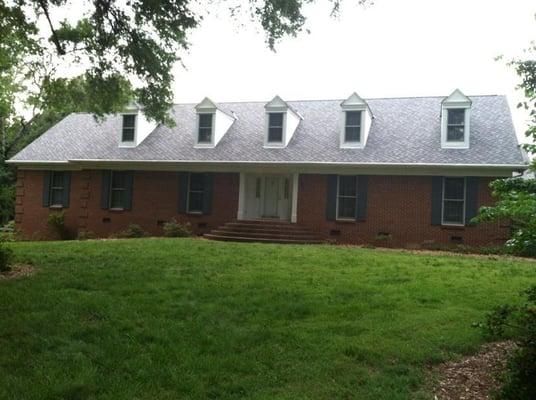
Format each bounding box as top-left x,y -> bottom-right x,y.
15,170 -> 509,247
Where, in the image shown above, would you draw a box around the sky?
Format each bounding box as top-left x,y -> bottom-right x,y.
171,0 -> 535,142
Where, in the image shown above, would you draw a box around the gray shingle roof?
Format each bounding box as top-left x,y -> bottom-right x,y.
9,95 -> 527,166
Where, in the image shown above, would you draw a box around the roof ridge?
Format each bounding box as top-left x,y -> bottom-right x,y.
172,94 -> 503,106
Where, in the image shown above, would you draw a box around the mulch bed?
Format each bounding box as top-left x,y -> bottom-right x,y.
0,264 -> 35,281
432,341 -> 517,400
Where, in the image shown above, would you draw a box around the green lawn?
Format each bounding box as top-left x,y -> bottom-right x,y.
1,239 -> 535,400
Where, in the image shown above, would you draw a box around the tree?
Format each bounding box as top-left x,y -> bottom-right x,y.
473,42 -> 536,256
0,0 -> 368,124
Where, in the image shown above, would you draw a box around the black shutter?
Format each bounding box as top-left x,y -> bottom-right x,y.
178,172 -> 189,213
431,176 -> 443,225
465,177 -> 479,225
203,173 -> 213,215
356,175 -> 368,221
326,174 -> 337,221
124,171 -> 134,210
101,170 -> 112,210
42,171 -> 52,207
62,171 -> 71,208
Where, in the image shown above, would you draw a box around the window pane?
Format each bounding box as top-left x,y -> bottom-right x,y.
447,109 -> 465,125
112,171 -> 126,189
50,189 -> 63,206
123,114 -> 136,128
110,190 -> 124,209
268,127 -> 283,142
51,171 -> 64,187
199,114 -> 213,128
188,192 -> 204,213
345,126 -> 361,142
269,113 -> 284,127
444,178 -> 464,199
346,111 -> 361,126
198,127 -> 212,143
189,173 -> 205,192
338,197 -> 356,219
122,115 -> 136,142
338,176 -> 357,197
447,126 -> 465,142
443,200 -> 464,224
122,127 -> 135,142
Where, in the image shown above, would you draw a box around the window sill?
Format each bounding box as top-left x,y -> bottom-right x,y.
109,208 -> 126,212
187,211 -> 203,216
49,205 -> 64,210
335,218 -> 358,224
440,224 -> 465,230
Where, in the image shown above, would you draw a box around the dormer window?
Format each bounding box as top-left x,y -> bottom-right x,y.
122,114 -> 136,142
344,111 -> 362,143
446,109 -> 465,142
194,97 -> 235,148
268,113 -> 284,143
198,113 -> 213,143
340,93 -> 372,149
441,89 -> 471,149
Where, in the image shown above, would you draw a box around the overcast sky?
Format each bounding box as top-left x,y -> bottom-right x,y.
172,0 -> 535,142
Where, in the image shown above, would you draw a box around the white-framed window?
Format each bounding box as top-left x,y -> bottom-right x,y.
446,109 -> 465,142
336,175 -> 358,220
198,113 -> 213,143
187,173 -> 205,213
267,113 -> 284,143
442,177 -> 466,225
110,171 -> 128,210
49,171 -> 65,207
344,111 -> 362,143
122,114 -> 136,142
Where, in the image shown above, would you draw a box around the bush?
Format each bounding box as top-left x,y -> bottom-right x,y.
163,219 -> 192,237
474,177 -> 536,257
480,285 -> 536,399
117,223 -> 147,238
0,221 -> 18,242
77,230 -> 95,240
0,240 -> 13,272
47,212 -> 69,240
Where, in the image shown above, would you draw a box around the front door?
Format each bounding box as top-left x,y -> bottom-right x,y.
262,177 -> 280,218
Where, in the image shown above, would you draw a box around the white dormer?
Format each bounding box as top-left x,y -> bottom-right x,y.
264,95 -> 302,148
340,93 -> 372,149
119,103 -> 158,148
441,89 -> 472,149
194,97 -> 235,148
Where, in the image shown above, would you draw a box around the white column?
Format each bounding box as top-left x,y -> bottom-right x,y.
237,172 -> 246,220
291,172 -> 299,223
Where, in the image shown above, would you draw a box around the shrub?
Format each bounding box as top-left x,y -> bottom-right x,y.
480,285 -> 536,399
474,177 -> 536,257
117,223 -> 147,238
163,219 -> 192,237
0,221 -> 18,242
47,212 -> 69,240
0,240 -> 13,272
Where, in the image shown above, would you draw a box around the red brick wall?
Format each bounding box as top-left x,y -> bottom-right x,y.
297,174 -> 509,247
16,170 -> 239,239
15,169 -> 509,247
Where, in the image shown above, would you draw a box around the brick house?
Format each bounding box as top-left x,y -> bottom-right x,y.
8,90 -> 528,246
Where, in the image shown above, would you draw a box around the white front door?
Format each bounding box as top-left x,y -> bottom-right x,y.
263,177 -> 280,218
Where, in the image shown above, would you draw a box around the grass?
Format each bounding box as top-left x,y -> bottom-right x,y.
1,238 -> 535,400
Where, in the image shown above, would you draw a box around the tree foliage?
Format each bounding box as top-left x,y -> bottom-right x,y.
0,0 -> 365,123
475,178 -> 536,256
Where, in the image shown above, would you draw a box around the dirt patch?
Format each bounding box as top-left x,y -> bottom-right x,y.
0,264 -> 36,281
431,341 -> 517,400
